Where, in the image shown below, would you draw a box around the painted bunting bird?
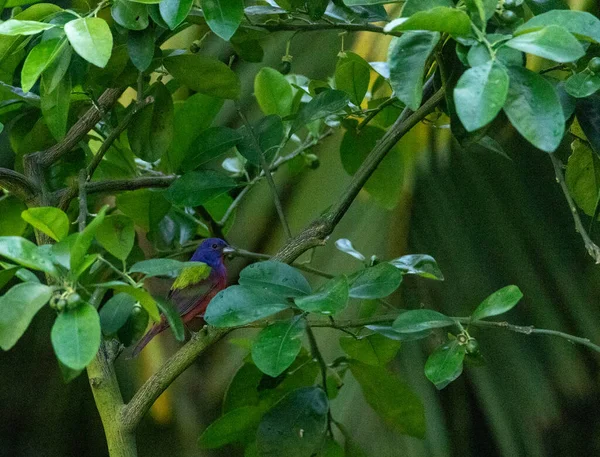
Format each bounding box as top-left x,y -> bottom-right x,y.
131,238 -> 230,357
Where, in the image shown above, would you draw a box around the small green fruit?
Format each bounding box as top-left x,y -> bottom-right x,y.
279,60 -> 291,75
588,57 -> 600,74
499,10 -> 518,23
66,293 -> 81,309
466,339 -> 480,354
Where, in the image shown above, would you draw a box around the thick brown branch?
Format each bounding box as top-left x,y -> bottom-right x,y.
0,167 -> 38,201
86,176 -> 176,194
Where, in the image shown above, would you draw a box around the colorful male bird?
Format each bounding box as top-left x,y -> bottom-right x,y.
131,238 -> 230,357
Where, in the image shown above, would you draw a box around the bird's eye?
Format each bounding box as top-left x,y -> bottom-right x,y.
212,243 -> 218,249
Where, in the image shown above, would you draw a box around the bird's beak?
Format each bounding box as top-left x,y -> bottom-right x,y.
222,246 -> 235,254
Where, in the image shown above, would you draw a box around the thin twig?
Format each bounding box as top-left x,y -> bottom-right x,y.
550,152 -> 600,263
78,170 -> 88,232
357,97 -> 400,132
0,167 -> 38,201
253,21 -> 401,37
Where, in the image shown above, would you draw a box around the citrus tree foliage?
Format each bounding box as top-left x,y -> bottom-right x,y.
0,0 -> 600,456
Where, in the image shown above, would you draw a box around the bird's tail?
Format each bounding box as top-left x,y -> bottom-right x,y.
130,321 -> 167,358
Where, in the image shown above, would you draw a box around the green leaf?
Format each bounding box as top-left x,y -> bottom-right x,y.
223,362 -> 264,412
0,282 -> 53,350
339,333 -> 401,366
291,89 -> 350,134
127,28 -> 154,72
41,70 -> 71,140
20,37 -> 65,93
349,362 -> 425,438
251,316 -> 306,377
129,258 -> 194,277
204,285 -> 290,327
64,17 -> 113,68
236,115 -> 284,166
111,0 -> 149,30
156,298 -> 184,341
454,61 -> 509,132
503,66 -> 565,152
565,70 -> 600,98
0,236 -> 58,276
96,215 -> 135,261
348,262 -> 403,299
367,324 -> 431,342
335,52 -> 371,106
576,95 -> 600,155
51,303 -> 101,370
159,0 -> 194,29
516,10 -> 600,43
129,82 -> 174,162
99,281 -> 160,322
257,387 -> 329,457
524,0 -> 568,15
70,206 -> 108,274
463,0 -> 496,24
294,276 -> 349,315
0,19 -> 55,36
401,0 -> 454,17
41,43 -> 72,94
505,26 -> 584,63
254,67 -> 293,117
0,267 -> 18,290
424,340 -> 466,389
199,406 -> 263,449
384,7 -> 471,36
116,189 -> 170,231
181,126 -> 243,171
201,0 -> 244,41
388,31 -> 440,110
164,54 -> 241,99
99,292 -> 137,335
392,309 -> 455,333
389,254 -> 444,280
471,285 -> 523,321
165,170 -> 237,207
566,140 -> 600,217
21,207 -> 69,241
340,124 -> 404,209
0,197 -> 27,237
238,261 -> 311,297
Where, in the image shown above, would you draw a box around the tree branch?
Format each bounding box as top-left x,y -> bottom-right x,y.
254,21 -> 400,37
0,167 -> 38,201
37,88 -> 125,166
86,176 -> 177,194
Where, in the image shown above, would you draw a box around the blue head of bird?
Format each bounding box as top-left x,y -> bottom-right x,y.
191,238 -> 230,268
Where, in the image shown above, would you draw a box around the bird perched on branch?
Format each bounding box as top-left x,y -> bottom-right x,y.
131,238 -> 230,357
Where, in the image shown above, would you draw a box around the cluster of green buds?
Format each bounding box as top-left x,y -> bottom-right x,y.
456,330 -> 480,355
49,286 -> 82,312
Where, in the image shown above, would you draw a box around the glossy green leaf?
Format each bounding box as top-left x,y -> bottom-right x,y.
51,303 -> 101,370
156,298 -> 184,342
424,340 -> 466,389
0,267 -> 18,290
99,281 -> 160,322
254,67 -> 293,117
0,236 -> 58,276
291,90 -> 350,134
366,324 -> 432,342
388,31 -> 440,110
294,276 -> 349,315
41,71 -> 71,140
339,333 -> 401,366
384,7 -> 471,36
201,0 -> 244,41
340,125 -> 404,209
165,170 -> 237,207
0,19 -> 55,36
392,309 -> 455,333
116,189 -> 170,231
129,258 -> 195,277
164,54 -> 241,99
505,26 -> 584,63
349,362 -> 425,438
237,115 -> 283,166
129,82 -> 173,162
0,198 -> 27,237
159,0 -> 194,29
0,282 -> 53,350
566,140 -> 600,217
576,94 -> 600,155
348,261 -> 403,299
463,0 -> 497,23
503,66 -> 565,152
565,70 -> 600,98
516,10 -> 600,43
223,362 -> 264,413
21,207 -> 69,241
95,215 -> 135,261
112,0 -> 149,30
64,17 -> 113,68
524,0 -> 568,15
257,387 -> 329,457
127,28 -> 154,71
238,261 -> 311,297
389,254 -> 444,280
99,292 -> 137,335
41,43 -> 73,94
199,406 -> 263,449
335,52 -> 370,106
251,316 -> 305,377
401,0 -> 454,17
21,38 -> 64,92
182,126 -> 243,171
70,206 -> 108,274
454,61 -> 509,132
471,285 -> 523,321
205,285 -> 290,327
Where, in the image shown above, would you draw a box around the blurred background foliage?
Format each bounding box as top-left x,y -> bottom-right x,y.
3,0 -> 600,456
